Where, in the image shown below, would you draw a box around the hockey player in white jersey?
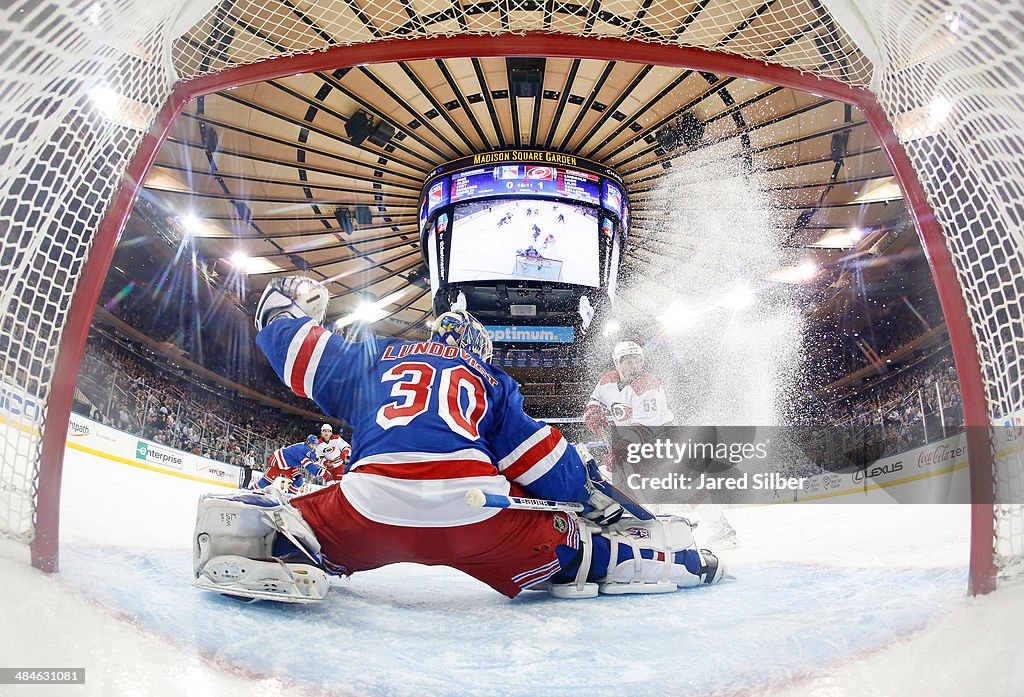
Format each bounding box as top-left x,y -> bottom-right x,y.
584,340 -> 739,548
191,277 -> 729,603
585,341 -> 675,438
315,423 -> 350,481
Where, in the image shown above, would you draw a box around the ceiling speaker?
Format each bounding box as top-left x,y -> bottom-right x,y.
345,112 -> 372,146
508,58 -> 544,98
368,120 -> 395,147
334,208 -> 353,234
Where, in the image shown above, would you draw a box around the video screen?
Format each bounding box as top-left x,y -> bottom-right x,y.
602,180 -> 624,219
447,199 -> 600,287
427,224 -> 440,297
424,178 -> 450,219
450,165 -> 600,205
607,229 -> 621,301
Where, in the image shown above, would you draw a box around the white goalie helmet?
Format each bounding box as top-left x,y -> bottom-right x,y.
431,309 -> 493,362
612,340 -> 645,370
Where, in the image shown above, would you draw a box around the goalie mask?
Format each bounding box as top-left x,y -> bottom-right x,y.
431,309 -> 493,362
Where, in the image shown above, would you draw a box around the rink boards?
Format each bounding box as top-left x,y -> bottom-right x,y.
63,413 -> 243,488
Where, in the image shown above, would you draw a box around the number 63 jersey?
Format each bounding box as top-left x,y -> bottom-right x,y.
256,318 -> 587,528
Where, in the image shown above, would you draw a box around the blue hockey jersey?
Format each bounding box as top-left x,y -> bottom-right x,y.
256,317 -> 588,526
271,441 -> 318,475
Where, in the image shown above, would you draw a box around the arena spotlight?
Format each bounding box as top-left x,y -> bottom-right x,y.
335,288 -> 411,329
718,284 -> 756,311
180,214 -> 201,237
928,96 -> 953,127
797,260 -> 819,281
229,252 -> 250,271
658,302 -> 698,331
87,84 -> 118,115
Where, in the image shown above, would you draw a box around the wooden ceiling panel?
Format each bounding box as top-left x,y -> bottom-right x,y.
135,55 -> 904,333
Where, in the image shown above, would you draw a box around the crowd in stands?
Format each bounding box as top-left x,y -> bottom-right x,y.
98,262 -> 313,416
813,293 -> 946,381
807,350 -> 964,468
76,327 -> 325,468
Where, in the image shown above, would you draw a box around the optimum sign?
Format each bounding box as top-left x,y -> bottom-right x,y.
485,326 -> 574,343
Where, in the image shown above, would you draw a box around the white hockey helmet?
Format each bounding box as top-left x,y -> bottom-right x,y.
431,309 -> 493,362
320,423 -> 333,438
612,340 -> 644,369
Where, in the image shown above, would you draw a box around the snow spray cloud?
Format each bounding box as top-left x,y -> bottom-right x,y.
606,138 -> 805,427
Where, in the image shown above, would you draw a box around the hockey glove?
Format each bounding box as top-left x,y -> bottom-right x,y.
583,481 -> 624,526
255,276 -> 329,332
582,404 -> 610,442
575,443 -> 624,526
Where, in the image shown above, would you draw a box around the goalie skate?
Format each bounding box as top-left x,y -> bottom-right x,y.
193,555 -> 330,604
598,516 -> 727,594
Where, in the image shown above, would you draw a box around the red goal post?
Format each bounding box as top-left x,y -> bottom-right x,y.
1,2 -> 1018,595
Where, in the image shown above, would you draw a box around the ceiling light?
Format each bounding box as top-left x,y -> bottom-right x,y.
230,252 -> 250,270
944,11 -> 964,36
334,288 -> 412,329
810,227 -> 868,249
852,177 -> 903,204
658,303 -> 698,331
798,261 -> 819,281
181,214 -> 202,236
928,96 -> 953,127
718,284 -> 756,311
893,95 -> 954,141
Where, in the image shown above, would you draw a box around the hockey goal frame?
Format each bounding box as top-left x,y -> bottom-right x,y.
32,34 -> 996,594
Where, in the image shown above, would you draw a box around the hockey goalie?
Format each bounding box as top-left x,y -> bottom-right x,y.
192,276 -> 729,603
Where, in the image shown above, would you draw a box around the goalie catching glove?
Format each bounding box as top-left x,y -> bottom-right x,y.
255,276 -> 330,331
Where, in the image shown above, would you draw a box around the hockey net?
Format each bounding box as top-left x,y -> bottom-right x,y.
515,254 -> 564,282
0,0 -> 1021,590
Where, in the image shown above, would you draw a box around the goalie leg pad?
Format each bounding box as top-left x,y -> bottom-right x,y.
548,519 -> 599,598
193,492 -> 327,601
194,555 -> 329,604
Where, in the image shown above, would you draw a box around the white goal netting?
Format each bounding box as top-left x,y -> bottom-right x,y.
0,0 -> 1021,586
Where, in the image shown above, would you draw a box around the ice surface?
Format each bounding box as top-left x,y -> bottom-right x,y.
0,447 -> 1022,696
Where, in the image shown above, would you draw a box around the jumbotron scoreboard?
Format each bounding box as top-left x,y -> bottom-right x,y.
418,150 -> 629,325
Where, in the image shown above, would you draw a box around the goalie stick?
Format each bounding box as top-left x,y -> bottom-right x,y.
465,489 -> 585,514
465,472 -> 655,521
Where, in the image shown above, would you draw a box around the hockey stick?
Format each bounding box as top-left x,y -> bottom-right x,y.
465,489 -> 585,513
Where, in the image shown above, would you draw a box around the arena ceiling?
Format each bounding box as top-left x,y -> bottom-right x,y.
129,4 -> 921,341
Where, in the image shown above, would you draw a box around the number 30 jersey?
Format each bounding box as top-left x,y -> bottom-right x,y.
256,317 -> 587,527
